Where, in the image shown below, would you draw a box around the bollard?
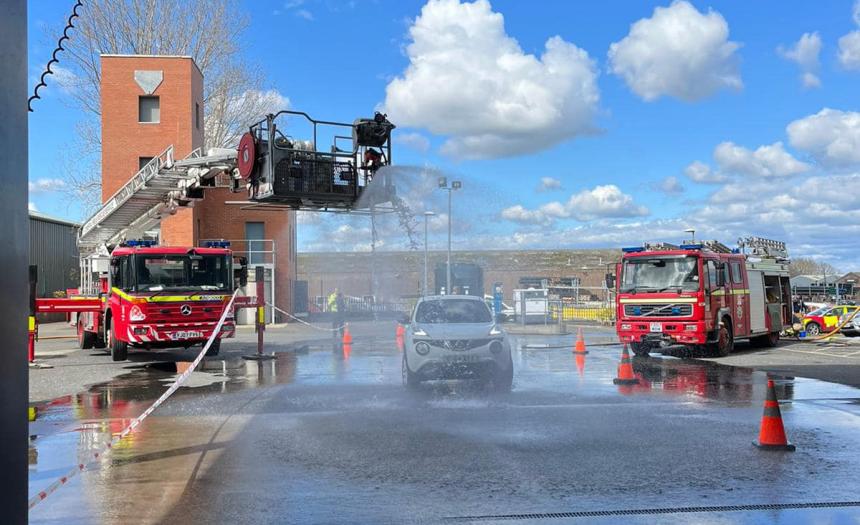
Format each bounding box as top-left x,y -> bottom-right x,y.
243,266 -> 274,361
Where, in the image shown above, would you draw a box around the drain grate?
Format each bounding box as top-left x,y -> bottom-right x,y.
444,501 -> 860,521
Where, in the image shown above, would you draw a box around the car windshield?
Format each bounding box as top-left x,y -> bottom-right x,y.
135,255 -> 230,292
621,256 -> 699,292
807,307 -> 829,316
415,299 -> 493,323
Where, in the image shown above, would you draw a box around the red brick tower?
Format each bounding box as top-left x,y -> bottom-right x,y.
100,55 -> 296,315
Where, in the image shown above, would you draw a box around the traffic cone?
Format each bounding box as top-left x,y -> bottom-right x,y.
573,327 -> 588,354
753,378 -> 796,451
613,344 -> 639,385
342,323 -> 353,345
395,324 -> 405,352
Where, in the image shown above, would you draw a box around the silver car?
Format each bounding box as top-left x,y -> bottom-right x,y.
401,295 -> 513,391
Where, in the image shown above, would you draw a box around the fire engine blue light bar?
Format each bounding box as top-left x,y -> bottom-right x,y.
621,246 -> 644,253
679,244 -> 703,250
204,241 -> 231,248
125,239 -> 156,247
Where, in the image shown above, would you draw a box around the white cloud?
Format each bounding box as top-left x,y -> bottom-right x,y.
778,32 -> 822,88
382,0 -> 600,159
537,177 -> 562,192
28,202 -> 38,212
395,132 -> 431,153
713,141 -> 810,178
501,184 -> 648,224
683,160 -> 728,184
607,1 -> 742,102
51,65 -> 78,93
295,8 -> 314,20
29,178 -> 67,193
838,31 -> 860,70
787,108 -> 860,167
657,176 -> 684,194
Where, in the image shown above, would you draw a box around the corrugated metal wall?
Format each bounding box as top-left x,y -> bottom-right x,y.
29,215 -> 79,321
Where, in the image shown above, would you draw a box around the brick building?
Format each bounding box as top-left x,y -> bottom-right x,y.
100,55 -> 296,317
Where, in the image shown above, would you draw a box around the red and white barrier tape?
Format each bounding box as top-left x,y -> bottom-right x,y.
28,290 -> 240,511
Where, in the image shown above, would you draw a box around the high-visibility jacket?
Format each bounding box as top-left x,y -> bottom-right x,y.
328,292 -> 338,312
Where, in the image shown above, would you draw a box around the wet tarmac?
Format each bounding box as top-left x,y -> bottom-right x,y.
28,325 -> 860,524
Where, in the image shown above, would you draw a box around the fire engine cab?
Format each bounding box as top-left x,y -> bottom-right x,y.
58,240 -> 249,362
615,237 -> 792,357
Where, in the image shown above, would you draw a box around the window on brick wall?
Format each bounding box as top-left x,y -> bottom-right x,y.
139,96 -> 160,123
195,102 -> 201,130
139,157 -> 154,170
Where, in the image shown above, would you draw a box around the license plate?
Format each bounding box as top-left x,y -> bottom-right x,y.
649,322 -> 663,333
444,355 -> 480,364
170,330 -> 203,340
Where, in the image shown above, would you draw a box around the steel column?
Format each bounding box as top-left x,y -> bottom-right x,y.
0,1 -> 29,521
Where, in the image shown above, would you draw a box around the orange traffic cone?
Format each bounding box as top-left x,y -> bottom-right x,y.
395,324 -> 405,351
342,323 -> 353,345
613,344 -> 639,385
573,327 -> 588,354
575,352 -> 585,377
753,378 -> 795,451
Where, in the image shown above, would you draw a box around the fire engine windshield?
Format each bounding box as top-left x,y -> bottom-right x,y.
621,256 -> 699,293
134,255 -> 231,292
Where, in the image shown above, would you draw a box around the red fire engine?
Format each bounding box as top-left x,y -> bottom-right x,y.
615,237 -> 792,357
36,240 -> 249,361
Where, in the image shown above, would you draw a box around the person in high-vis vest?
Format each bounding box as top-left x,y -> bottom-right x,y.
329,288 -> 344,337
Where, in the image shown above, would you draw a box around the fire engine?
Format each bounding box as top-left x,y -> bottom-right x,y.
68,240 -> 248,361
615,237 -> 792,357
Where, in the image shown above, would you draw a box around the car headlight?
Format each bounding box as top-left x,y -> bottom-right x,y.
621,323 -> 632,330
415,342 -> 430,355
413,327 -> 428,337
489,325 -> 503,336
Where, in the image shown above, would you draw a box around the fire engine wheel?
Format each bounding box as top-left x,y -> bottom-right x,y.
205,338 -> 221,357
753,331 -> 780,348
805,322 -> 821,336
709,319 -> 734,357
108,319 -> 128,362
630,342 -> 651,357
77,319 -> 95,350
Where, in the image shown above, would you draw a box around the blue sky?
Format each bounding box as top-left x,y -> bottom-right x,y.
26,0 -> 860,268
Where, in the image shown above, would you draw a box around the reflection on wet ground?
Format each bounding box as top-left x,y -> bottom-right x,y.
28,327 -> 860,524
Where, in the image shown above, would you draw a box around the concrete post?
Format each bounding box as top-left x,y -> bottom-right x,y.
0,1 -> 29,521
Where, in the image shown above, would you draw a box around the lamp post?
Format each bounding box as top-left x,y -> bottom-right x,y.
423,211 -> 435,296
438,177 -> 462,295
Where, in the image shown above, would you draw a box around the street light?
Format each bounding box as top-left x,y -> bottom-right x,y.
438,177 -> 462,294
423,211 -> 435,296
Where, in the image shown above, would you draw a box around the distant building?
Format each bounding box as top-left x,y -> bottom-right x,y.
29,211 -> 80,321
791,274 -> 856,300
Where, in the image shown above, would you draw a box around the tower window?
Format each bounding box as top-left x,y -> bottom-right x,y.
139,96 -> 160,123
195,102 -> 201,129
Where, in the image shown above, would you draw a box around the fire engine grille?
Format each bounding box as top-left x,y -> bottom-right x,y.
624,303 -> 693,317
428,339 -> 491,351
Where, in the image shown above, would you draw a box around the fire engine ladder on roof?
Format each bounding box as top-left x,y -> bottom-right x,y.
77,145 -> 238,254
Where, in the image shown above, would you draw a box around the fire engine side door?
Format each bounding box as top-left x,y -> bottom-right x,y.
728,259 -> 750,337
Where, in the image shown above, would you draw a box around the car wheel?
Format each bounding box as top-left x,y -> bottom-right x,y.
630,341 -> 651,357
492,355 -> 514,393
708,318 -> 734,357
108,319 -> 128,362
805,322 -> 820,336
205,338 -> 221,357
77,318 -> 95,350
402,354 -> 420,389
